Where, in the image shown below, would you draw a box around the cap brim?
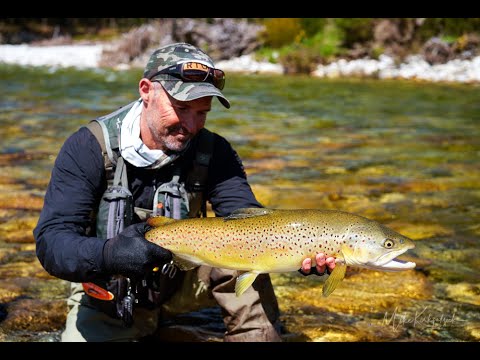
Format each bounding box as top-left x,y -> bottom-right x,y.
157,79 -> 230,109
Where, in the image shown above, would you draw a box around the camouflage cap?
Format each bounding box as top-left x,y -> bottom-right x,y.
143,43 -> 230,109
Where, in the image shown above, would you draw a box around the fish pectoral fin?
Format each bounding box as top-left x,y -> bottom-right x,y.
224,208 -> 273,221
172,255 -> 199,271
235,271 -> 259,297
322,263 -> 347,297
147,216 -> 177,227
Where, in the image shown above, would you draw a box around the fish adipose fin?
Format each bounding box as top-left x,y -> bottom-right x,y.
147,216 -> 177,227
172,255 -> 199,271
225,208 -> 273,221
322,263 -> 347,297
235,271 -> 259,296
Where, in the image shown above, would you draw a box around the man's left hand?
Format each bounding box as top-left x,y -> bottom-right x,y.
298,253 -> 336,276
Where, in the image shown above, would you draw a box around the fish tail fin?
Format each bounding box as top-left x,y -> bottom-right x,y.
322,263 -> 347,297
235,271 -> 259,297
147,216 -> 177,227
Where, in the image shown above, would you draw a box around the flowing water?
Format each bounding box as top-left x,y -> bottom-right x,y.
0,63 -> 479,342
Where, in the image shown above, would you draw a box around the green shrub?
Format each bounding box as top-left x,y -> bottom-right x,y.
303,20 -> 345,59
278,44 -> 322,74
254,47 -> 280,63
371,45 -> 385,60
261,18 -> 304,48
333,18 -> 375,47
299,19 -> 328,37
417,18 -> 480,41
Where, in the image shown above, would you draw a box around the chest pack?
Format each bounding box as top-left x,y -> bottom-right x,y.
82,102 -> 214,326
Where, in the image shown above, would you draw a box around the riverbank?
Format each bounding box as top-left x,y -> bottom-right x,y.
1,43 -> 479,84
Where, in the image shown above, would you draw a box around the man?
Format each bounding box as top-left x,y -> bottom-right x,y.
34,42 -> 335,342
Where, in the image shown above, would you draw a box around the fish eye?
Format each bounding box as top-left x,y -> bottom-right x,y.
384,239 -> 395,248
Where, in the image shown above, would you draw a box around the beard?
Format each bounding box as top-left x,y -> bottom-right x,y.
163,135 -> 191,152
157,125 -> 193,153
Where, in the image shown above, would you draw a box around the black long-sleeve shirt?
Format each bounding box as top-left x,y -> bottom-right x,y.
33,126 -> 261,283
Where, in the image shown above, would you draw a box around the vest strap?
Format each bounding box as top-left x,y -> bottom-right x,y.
86,120 -> 114,175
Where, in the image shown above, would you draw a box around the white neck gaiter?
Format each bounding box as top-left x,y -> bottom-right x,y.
119,99 -> 179,169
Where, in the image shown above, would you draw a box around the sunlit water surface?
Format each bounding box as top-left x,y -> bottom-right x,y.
0,64 -> 479,342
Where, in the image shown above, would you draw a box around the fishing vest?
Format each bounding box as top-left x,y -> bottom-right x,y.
82,101 -> 214,326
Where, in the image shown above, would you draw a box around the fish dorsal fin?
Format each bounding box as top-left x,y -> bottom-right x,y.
322,263 -> 347,297
147,216 -> 177,227
225,208 -> 273,221
235,271 -> 260,296
172,255 -> 199,271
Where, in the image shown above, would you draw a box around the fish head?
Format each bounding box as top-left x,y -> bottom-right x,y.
342,220 -> 416,272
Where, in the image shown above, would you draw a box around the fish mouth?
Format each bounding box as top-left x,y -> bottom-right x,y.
375,257 -> 416,271
364,247 -> 416,272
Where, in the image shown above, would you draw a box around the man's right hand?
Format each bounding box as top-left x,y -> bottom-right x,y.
102,222 -> 172,279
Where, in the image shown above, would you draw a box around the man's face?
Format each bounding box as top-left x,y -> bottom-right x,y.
142,81 -> 212,153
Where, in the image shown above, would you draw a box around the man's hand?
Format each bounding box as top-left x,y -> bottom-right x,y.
102,222 -> 172,279
298,253 -> 336,276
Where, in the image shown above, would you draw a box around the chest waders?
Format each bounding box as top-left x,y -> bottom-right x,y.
81,101 -> 213,327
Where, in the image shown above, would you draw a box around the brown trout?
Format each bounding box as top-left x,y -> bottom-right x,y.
145,208 -> 416,297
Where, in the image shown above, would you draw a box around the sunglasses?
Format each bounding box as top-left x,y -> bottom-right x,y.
149,61 -> 226,90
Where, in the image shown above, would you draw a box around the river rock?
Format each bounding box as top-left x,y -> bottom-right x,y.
0,298 -> 66,332
0,216 -> 39,244
422,37 -> 453,65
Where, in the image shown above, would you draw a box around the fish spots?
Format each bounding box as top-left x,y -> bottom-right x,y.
144,208 -> 410,273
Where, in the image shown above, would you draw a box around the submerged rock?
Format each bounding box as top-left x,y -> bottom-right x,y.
0,281 -> 22,303
0,298 -> 66,332
272,268 -> 433,341
0,259 -> 55,279
444,283 -> 480,306
0,194 -> 43,211
0,216 -> 39,244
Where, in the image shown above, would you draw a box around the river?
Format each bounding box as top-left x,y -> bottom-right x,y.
0,63 -> 479,342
